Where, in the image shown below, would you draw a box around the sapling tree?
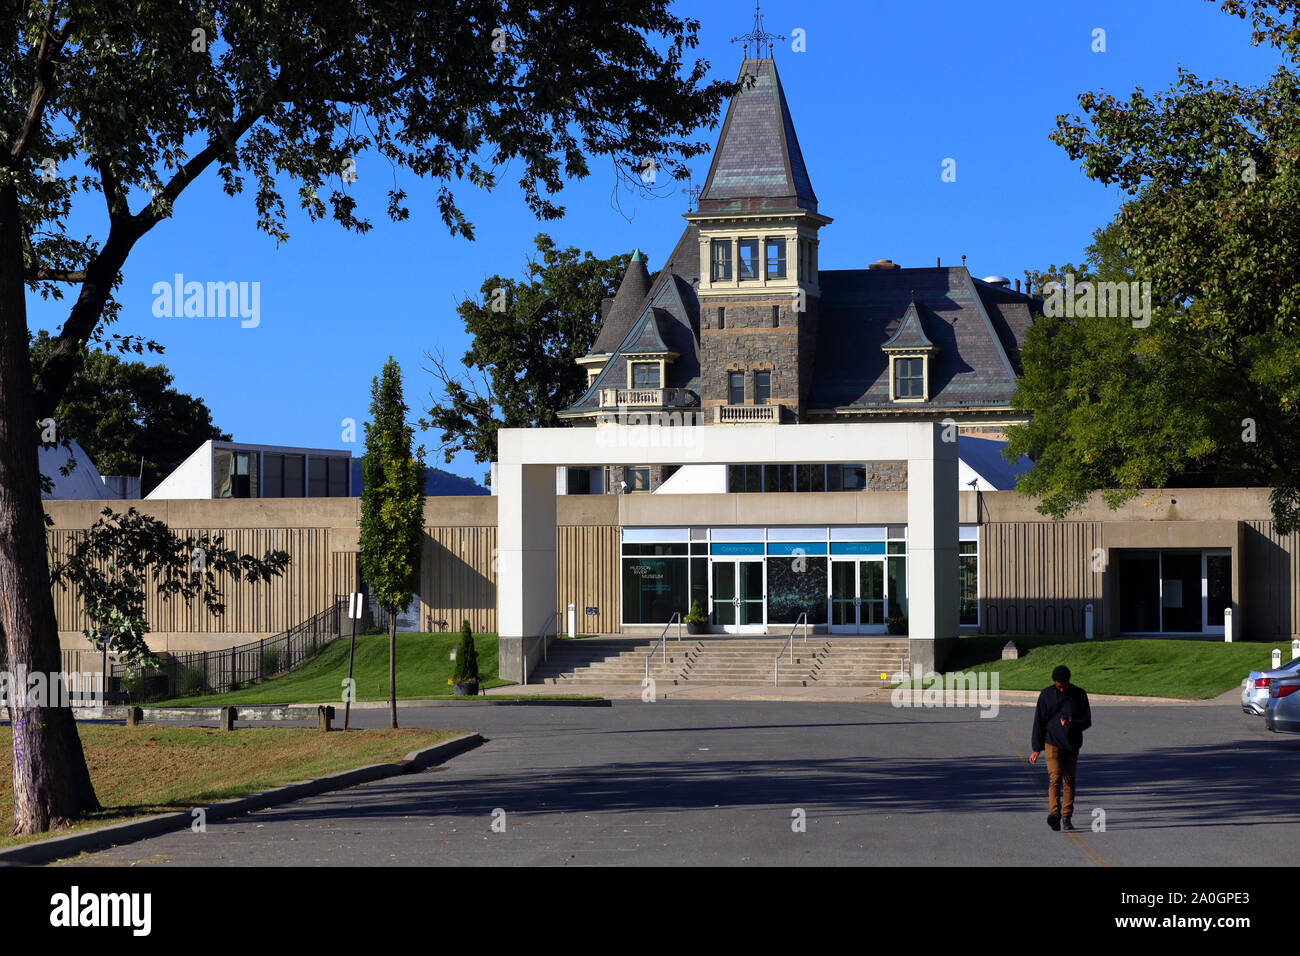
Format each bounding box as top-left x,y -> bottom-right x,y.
358,358 -> 425,728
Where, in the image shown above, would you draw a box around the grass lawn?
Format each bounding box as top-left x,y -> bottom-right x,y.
931,634 -> 1280,699
0,724 -> 457,848
165,632 -> 513,706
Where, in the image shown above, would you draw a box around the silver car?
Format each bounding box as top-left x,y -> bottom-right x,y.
1242,656 -> 1300,715
1265,674 -> 1300,734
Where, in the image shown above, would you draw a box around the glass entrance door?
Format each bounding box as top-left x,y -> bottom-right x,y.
711,559 -> 765,632
829,558 -> 887,634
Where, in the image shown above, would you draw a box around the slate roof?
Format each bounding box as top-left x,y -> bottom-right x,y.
882,296 -> 935,351
562,227 -> 703,415
590,249 -> 652,356
810,267 -> 1023,411
697,58 -> 817,215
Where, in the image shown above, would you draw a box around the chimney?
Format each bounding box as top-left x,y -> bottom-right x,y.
1015,278 -> 1021,293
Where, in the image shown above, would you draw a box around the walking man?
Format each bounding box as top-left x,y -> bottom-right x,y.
1029,664 -> 1092,831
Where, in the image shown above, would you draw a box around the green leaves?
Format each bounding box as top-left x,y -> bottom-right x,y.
29,330 -> 229,494
48,507 -> 291,670
422,234 -> 631,478
1012,2 -> 1300,532
358,358 -> 425,617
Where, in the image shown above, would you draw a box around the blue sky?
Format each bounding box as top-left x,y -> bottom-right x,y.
28,0 -> 1290,484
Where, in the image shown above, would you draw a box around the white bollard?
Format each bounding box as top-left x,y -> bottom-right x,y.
1292,639 -> 1299,661
1084,603 -> 1094,640
567,603 -> 576,638
1224,607 -> 1233,643
1273,648 -> 1282,670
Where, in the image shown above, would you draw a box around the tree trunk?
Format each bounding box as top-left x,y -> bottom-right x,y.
388,614 -> 398,729
0,182 -> 100,833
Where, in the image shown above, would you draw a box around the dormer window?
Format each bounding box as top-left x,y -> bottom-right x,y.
737,239 -> 759,281
889,355 -> 932,402
894,358 -> 924,398
712,241 -> 732,281
883,296 -> 937,403
631,362 -> 660,388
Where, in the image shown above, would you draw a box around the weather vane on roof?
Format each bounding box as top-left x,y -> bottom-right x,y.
731,1 -> 784,60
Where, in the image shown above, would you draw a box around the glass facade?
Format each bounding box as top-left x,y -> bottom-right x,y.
619,526 -> 978,630
1117,549 -> 1231,634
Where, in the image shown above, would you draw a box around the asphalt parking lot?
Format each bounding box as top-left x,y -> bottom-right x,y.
64,696 -> 1300,866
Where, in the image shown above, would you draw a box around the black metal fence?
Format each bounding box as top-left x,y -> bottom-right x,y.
111,597 -> 346,702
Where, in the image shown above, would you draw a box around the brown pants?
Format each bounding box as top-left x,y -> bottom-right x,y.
1045,744 -> 1079,819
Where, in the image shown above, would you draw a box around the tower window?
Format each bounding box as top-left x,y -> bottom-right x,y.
755,371 -> 771,404
895,357 -> 925,399
728,372 -> 745,405
766,239 -> 786,279
718,307 -> 726,330
712,241 -> 732,282
737,239 -> 759,281
771,305 -> 780,327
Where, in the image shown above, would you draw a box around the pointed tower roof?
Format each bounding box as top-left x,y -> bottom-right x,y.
697,57 -> 817,215
883,294 -> 936,351
589,251 -> 652,356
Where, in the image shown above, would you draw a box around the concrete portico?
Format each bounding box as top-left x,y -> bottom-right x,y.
495,422 -> 959,681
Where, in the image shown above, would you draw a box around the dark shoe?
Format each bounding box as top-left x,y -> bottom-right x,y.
1047,812 -> 1060,831
1061,817 -> 1075,831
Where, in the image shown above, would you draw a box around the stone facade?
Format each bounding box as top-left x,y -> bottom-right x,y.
698,296 -> 820,417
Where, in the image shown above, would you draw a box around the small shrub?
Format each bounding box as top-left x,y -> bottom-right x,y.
453,619 -> 480,692
261,646 -> 282,677
685,599 -> 707,624
179,665 -> 206,697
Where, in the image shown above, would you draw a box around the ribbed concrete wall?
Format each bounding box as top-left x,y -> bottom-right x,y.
978,522 -> 1103,636
1244,521 -> 1300,641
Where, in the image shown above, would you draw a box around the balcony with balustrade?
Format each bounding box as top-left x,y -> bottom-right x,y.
713,403 -> 784,424
599,387 -> 695,410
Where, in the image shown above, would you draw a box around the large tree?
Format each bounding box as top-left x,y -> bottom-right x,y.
422,234 -> 632,480
1,0 -> 732,833
30,331 -> 229,494
1007,0 -> 1300,531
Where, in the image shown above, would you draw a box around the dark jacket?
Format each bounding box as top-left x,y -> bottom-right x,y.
1031,684 -> 1092,753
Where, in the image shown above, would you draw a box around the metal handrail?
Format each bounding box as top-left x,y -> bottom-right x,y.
774,612 -> 810,686
644,611 -> 683,684
522,610 -> 558,685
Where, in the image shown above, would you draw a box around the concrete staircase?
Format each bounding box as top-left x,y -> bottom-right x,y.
529,637 -> 910,688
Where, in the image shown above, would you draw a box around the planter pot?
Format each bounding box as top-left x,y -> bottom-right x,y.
452,681 -> 478,697
685,620 -> 706,635
887,622 -> 908,636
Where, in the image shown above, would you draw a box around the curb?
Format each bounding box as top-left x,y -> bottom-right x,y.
0,732 -> 483,866
72,705 -> 322,722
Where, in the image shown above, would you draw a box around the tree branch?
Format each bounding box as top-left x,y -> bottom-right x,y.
10,5 -> 74,163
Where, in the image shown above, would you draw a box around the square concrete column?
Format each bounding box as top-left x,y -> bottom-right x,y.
495,462 -> 557,683
906,423 -> 959,673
